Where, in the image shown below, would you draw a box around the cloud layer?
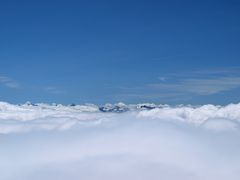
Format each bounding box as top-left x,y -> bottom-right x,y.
0,102 -> 240,180
1,102 -> 240,134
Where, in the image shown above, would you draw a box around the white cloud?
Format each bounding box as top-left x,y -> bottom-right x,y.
0,102 -> 240,180
0,101 -> 240,133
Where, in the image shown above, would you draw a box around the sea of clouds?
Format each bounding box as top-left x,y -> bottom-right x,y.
0,101 -> 240,180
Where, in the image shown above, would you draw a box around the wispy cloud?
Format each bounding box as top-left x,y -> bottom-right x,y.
44,87 -> 65,94
158,76 -> 167,81
160,67 -> 240,79
116,67 -> 240,102
150,77 -> 240,95
0,76 -> 20,89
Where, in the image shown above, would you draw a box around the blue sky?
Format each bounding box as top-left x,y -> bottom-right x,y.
0,0 -> 240,104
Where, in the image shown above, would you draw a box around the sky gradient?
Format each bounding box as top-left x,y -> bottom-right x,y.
0,0 -> 240,104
